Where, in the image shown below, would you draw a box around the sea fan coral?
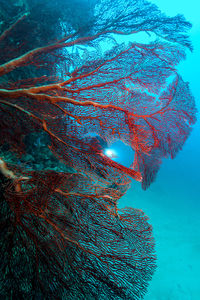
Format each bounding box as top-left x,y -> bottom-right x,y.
0,0 -> 196,299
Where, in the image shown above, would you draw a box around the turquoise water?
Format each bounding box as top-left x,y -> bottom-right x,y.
118,1 -> 200,298
1,0 -> 199,298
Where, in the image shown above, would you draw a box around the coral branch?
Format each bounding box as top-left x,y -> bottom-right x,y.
0,1 -> 196,298
0,13 -> 29,43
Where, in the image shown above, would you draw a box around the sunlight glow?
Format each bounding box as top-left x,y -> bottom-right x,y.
104,149 -> 117,158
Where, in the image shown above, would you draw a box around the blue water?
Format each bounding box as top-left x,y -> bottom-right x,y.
2,0 -> 199,298
116,1 -> 200,298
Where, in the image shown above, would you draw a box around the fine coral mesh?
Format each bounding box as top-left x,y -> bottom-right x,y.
0,0 -> 196,299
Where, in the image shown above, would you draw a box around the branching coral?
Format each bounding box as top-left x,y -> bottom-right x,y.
0,0 -> 196,299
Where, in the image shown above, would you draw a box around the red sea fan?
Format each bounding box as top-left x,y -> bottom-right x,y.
0,0 -> 196,299
1,166 -> 155,299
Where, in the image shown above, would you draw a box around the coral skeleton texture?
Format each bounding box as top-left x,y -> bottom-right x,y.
0,0 -> 196,299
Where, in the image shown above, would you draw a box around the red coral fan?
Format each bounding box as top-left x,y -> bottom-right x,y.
1,167 -> 155,299
0,0 -> 196,299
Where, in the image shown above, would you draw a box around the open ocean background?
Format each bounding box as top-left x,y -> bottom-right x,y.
1,0 -> 198,299
116,0 -> 200,299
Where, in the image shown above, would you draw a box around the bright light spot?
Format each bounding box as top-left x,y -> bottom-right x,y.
104,149 -> 117,158
106,149 -> 113,157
